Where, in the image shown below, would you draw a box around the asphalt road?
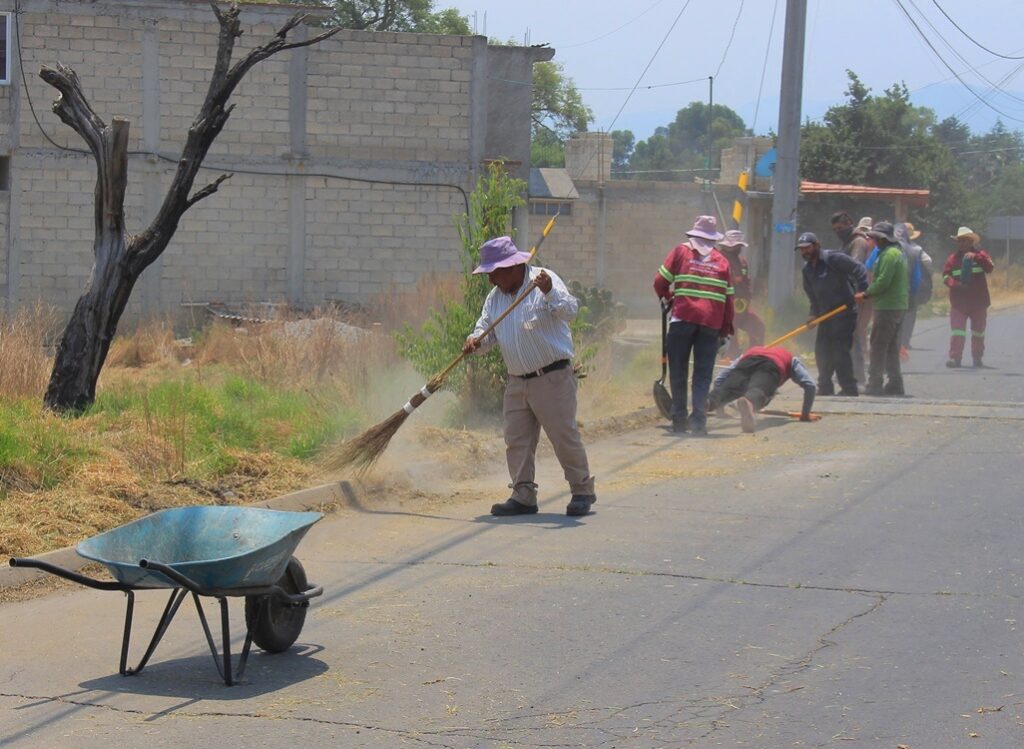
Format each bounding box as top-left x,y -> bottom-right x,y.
2,307 -> 1022,748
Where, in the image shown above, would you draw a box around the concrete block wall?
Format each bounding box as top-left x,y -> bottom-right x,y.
544,181 -> 710,316
0,0 -> 500,319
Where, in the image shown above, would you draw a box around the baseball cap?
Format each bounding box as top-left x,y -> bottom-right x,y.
795,231 -> 819,248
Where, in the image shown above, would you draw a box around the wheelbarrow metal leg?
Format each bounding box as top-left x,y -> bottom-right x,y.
119,591 -> 135,676
123,588 -> 188,676
191,593 -> 249,686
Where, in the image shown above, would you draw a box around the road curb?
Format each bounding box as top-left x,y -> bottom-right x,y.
1,479 -> 358,590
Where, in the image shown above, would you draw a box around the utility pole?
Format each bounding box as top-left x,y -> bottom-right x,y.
768,0 -> 807,309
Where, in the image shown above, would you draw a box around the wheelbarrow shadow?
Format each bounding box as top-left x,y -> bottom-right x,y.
77,642 -> 328,710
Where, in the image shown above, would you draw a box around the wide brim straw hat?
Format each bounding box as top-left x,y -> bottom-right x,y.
950,226 -> 979,244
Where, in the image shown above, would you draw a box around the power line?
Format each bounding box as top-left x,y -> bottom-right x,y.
930,0 -> 1024,60
750,0 -> 780,135
601,0 -> 696,134
714,0 -> 745,79
890,0 -> 1024,124
554,0 -> 668,50
904,0 -> 1024,109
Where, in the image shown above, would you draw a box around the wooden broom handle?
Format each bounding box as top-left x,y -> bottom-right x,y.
765,303 -> 849,348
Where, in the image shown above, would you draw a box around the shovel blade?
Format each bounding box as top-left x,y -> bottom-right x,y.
652,380 -> 672,420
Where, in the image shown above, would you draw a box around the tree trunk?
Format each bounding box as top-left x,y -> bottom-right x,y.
39,3 -> 339,413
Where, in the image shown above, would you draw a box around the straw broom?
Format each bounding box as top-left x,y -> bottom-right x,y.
324,215 -> 560,473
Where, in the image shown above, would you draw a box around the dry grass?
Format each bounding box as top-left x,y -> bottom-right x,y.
367,271 -> 463,333
0,302 -> 60,399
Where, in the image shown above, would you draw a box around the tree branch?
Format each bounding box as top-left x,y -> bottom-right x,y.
39,64 -> 107,158
186,173 -> 232,209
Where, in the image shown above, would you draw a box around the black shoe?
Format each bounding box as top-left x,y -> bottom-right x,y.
863,385 -> 884,396
883,383 -> 905,396
672,418 -> 688,434
688,421 -> 708,436
972,358 -> 983,368
946,359 -> 961,368
566,494 -> 596,517
490,498 -> 538,516
838,388 -> 859,397
818,387 -> 836,397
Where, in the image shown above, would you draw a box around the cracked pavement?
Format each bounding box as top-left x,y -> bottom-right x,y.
2,310 -> 1023,747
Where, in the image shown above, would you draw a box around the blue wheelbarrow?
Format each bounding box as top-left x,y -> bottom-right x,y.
9,506 -> 323,686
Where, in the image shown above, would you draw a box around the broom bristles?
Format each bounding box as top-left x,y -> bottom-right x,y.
323,409 -> 411,473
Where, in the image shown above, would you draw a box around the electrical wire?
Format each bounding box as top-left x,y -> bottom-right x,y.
930,0 -> 1024,60
714,0 -> 745,80
750,0 -> 779,136
553,0 -> 668,50
904,0 -> 1024,109
889,0 -> 1024,124
600,0 -> 695,134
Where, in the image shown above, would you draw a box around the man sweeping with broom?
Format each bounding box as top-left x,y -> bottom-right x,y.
462,236 -> 597,517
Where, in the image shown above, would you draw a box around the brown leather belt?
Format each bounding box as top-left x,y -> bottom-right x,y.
518,359 -> 570,380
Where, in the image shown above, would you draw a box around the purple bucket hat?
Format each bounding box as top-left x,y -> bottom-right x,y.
718,229 -> 748,248
472,236 -> 533,275
686,215 -> 725,242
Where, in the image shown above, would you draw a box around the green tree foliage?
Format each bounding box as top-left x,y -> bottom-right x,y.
394,162 -> 525,416
530,60 -> 593,167
799,72 -> 966,240
626,102 -> 748,180
291,1 -> 471,34
610,130 -> 635,172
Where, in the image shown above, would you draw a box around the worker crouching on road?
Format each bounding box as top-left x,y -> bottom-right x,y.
942,226 -> 994,368
854,221 -> 909,396
717,229 -> 765,359
462,236 -> 597,518
653,215 -> 735,435
707,345 -> 817,433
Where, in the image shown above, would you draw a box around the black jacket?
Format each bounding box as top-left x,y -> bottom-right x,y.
802,249 -> 869,317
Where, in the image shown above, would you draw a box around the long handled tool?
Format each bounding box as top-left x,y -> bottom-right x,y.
765,303 -> 849,348
325,215 -> 560,473
652,300 -> 672,419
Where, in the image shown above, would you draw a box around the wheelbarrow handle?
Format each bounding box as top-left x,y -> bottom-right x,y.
270,584 -> 323,605
9,557 -> 131,591
139,559 -> 203,592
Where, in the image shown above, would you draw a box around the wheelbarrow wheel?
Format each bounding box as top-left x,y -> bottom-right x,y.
245,556 -> 308,653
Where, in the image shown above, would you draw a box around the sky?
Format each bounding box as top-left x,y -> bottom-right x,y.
443,0 -> 1024,143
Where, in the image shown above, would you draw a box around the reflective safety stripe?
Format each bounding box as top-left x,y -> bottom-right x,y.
674,273 -> 730,289
950,267 -> 985,277
951,329 -> 967,337
971,330 -> 986,337
675,288 -> 727,303
726,286 -> 735,295
659,265 -> 673,282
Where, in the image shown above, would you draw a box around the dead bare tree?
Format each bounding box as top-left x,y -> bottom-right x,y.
41,2 -> 339,412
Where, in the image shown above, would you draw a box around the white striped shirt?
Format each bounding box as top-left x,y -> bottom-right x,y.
471,266 -> 578,376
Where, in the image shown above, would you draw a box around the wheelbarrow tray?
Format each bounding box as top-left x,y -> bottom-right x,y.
76,506 -> 323,591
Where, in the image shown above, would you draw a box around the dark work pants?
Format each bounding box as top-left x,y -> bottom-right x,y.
868,309 -> 905,390
814,312 -> 857,394
708,357 -> 781,411
667,320 -> 720,429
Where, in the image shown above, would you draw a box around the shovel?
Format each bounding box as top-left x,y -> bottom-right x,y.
653,301 -> 673,419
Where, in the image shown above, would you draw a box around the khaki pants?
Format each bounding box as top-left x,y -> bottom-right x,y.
503,366 -> 595,505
